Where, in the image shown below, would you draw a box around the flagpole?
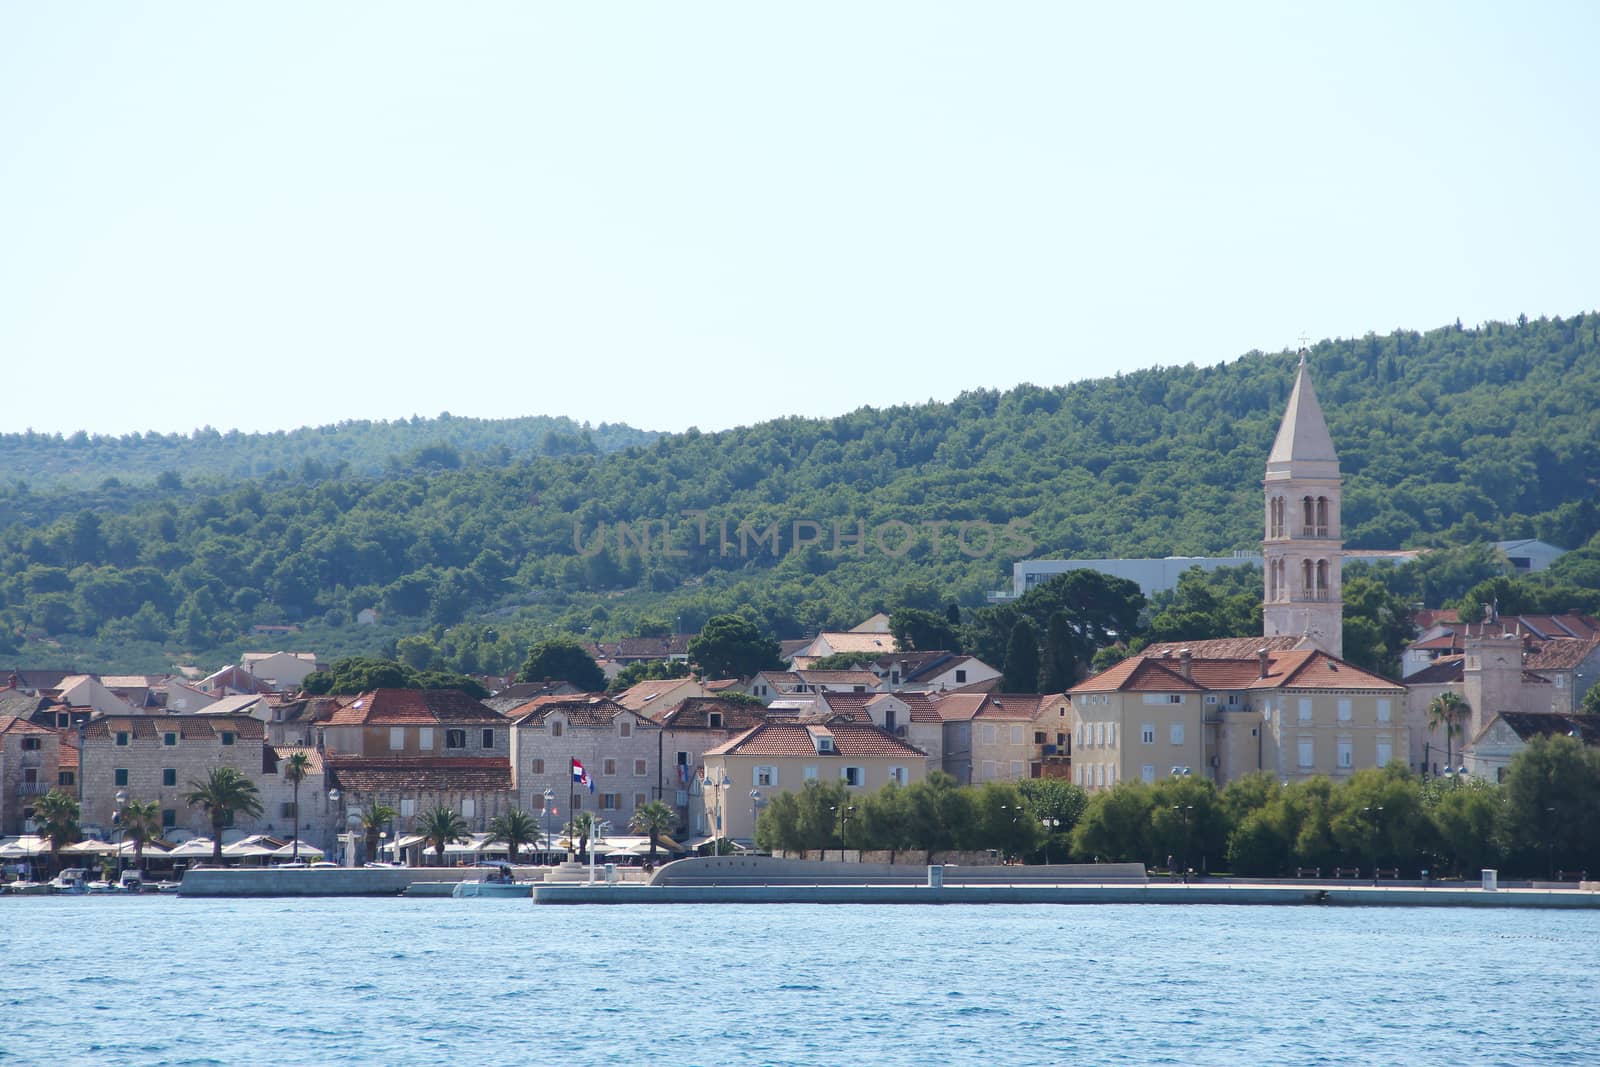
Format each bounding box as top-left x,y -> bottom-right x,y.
568,757 -> 577,862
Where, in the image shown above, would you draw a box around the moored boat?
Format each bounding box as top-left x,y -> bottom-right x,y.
450,862 -> 530,898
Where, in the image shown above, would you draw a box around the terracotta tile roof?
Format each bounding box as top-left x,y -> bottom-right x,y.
81,715 -> 266,740
58,735 -> 78,770
1076,649 -> 1403,694
1412,608 -> 1459,629
821,692 -> 943,724
1071,656 -> 1205,694
326,689 -> 505,727
659,698 -> 768,731
614,678 -> 698,712
796,670 -> 881,686
271,745 -> 323,775
705,721 -> 924,759
808,632 -> 899,655
703,678 -> 742,692
509,695 -> 627,726
1525,636 -> 1600,672
972,693 -> 1053,720
1403,656 -> 1550,686
1259,651 -> 1405,691
1139,636 -> 1304,659
325,755 -> 513,792
0,714 -> 54,736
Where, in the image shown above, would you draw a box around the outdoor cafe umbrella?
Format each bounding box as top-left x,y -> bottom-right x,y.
61,840 -> 118,857
0,836 -> 51,858
269,841 -> 324,859
164,837 -> 217,860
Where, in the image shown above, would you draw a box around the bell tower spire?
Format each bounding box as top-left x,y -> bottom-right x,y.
1263,344 -> 1343,657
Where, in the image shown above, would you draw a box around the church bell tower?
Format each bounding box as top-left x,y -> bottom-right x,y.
1263,349 -> 1343,658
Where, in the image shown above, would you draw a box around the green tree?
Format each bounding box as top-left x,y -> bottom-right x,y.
1017,777 -> 1089,861
489,809 -> 540,865
361,803 -> 400,863
1501,734 -> 1600,877
1427,692 -> 1471,773
902,771 -> 973,862
121,798 -> 162,873
1001,617 -> 1041,692
283,751 -> 313,861
1038,611 -> 1076,692
606,657 -> 691,692
185,766 -> 264,864
889,607 -> 963,653
1148,775 -> 1228,875
629,800 -> 677,868
1070,782 -> 1154,864
973,781 -> 1044,861
420,805 -> 469,867
688,614 -> 782,679
1423,777 -> 1503,877
517,637 -> 606,692
34,789 -> 81,877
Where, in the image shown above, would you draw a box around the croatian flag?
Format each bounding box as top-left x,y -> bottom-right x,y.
572,759 -> 594,793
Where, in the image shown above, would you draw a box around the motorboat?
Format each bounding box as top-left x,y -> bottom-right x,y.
451,862 -> 529,898
2,880 -> 50,895
50,869 -> 89,894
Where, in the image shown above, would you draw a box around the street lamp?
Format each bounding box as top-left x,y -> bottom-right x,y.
1171,804 -> 1194,883
113,789 -> 128,881
1362,805 -> 1385,885
1040,817 -> 1061,865
830,804 -> 857,858
542,788 -> 556,864
701,770 -> 731,853
749,790 -> 763,848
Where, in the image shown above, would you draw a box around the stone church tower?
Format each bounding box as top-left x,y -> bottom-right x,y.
1263,352 -> 1344,657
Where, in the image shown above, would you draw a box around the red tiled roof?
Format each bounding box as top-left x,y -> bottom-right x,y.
1071,656 -> 1205,694
0,714 -> 54,736
272,745 -> 324,775
326,689 -> 505,727
1140,636 -> 1304,659
706,721 -> 925,759
1075,649 -> 1403,694
82,715 -> 265,740
1526,636 -> 1600,672
324,756 -> 513,792
821,692 -> 943,724
509,695 -> 628,726
58,736 -> 78,770
658,699 -> 767,731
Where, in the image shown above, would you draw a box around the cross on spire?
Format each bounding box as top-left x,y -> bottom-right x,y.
1296,333 -> 1310,366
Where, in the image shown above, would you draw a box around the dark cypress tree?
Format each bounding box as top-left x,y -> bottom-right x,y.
1001,618 -> 1041,693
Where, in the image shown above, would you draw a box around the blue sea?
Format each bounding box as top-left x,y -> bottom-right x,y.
2,897 -> 1594,1065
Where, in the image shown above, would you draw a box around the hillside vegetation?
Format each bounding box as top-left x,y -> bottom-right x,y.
3,312 -> 1598,674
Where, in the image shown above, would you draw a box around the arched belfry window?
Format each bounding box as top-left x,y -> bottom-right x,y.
1316,559 -> 1329,598
1302,497 -> 1315,534
1301,559 -> 1314,597
1269,497 -> 1286,539
1315,497 -> 1329,537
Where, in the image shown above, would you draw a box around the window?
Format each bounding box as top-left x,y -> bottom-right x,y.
1095,764 -> 1104,787
816,736 -> 835,754
981,724 -> 997,745
418,727 -> 434,750
163,769 -> 177,787
572,794 -> 582,810
115,768 -> 129,786
390,727 -> 406,751
58,771 -> 75,787
1009,726 -> 1024,746
634,758 -> 648,776
755,766 -> 777,787
551,720 -> 564,738
1141,723 -> 1155,744
1337,699 -> 1353,723
620,720 -> 632,738
841,766 -> 864,787
482,729 -> 496,750
1205,695 -> 1218,705
1297,738 -> 1314,768
634,793 -> 647,809
1298,698 -> 1313,723
1142,765 -> 1156,783
1143,693 -> 1182,705
164,732 -> 178,747
446,729 -> 467,750
116,732 -> 130,747
1094,723 -> 1104,746
708,712 -> 723,729
281,802 -> 295,818
1107,764 -> 1116,785
1170,723 -> 1185,745
220,732 -> 235,746
601,793 -> 620,811
21,737 -> 40,751
981,760 -> 996,779
1010,760 -> 1024,778
1376,699 -> 1392,724
221,809 -> 235,829
400,799 -> 417,817
1376,738 -> 1393,766
955,669 -> 967,683
462,798 -> 476,818
160,808 -> 177,828
1034,731 -> 1047,745
804,765 -> 819,781
603,758 -> 617,776
531,759 -> 545,774
1337,738 -> 1353,769
1077,724 -> 1086,747
1107,723 -> 1116,746
888,766 -> 910,786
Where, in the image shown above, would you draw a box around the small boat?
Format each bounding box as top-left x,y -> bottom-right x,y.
451,862 -> 529,898
50,869 -> 89,895
2,880 -> 51,895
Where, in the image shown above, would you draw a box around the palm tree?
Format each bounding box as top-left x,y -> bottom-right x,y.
121,799 -> 162,873
419,805 -> 468,867
1427,692 -> 1471,776
566,811 -> 598,862
361,804 -> 399,864
488,809 -> 539,865
283,752 -> 313,861
629,800 -> 676,869
185,766 -> 264,864
33,789 -> 80,877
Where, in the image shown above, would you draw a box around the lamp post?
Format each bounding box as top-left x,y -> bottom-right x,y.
1171,804 -> 1193,883
701,770 -> 730,853
830,804 -> 857,859
1362,805 -> 1384,885
327,787 -> 342,863
749,790 -> 763,848
1040,817 -> 1061,865
542,788 -> 556,864
113,789 -> 127,881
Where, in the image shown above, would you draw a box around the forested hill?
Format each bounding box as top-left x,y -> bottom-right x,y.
1,413 -> 657,489
3,312 -> 1599,674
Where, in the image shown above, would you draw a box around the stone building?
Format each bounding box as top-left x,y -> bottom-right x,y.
507,695 -> 662,834
0,715 -> 60,835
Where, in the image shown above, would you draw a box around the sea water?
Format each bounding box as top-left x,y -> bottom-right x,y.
2,897 -> 1594,1066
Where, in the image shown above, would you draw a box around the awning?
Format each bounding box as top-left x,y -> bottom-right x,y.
270,841 -> 325,858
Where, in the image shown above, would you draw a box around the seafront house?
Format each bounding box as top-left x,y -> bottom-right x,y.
0,715 -> 61,835
699,720 -> 927,844
653,697 -> 768,842
78,713 -> 276,839
816,691 -> 944,769
507,695 -> 661,833
318,689 -> 516,846
936,693 -> 1055,785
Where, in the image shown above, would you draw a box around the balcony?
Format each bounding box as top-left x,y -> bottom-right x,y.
15,782 -> 49,797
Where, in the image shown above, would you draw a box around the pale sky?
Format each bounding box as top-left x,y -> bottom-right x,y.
3,2 -> 1596,438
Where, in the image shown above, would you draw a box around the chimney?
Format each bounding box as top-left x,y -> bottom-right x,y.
1178,649 -> 1192,679
1257,649 -> 1270,679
